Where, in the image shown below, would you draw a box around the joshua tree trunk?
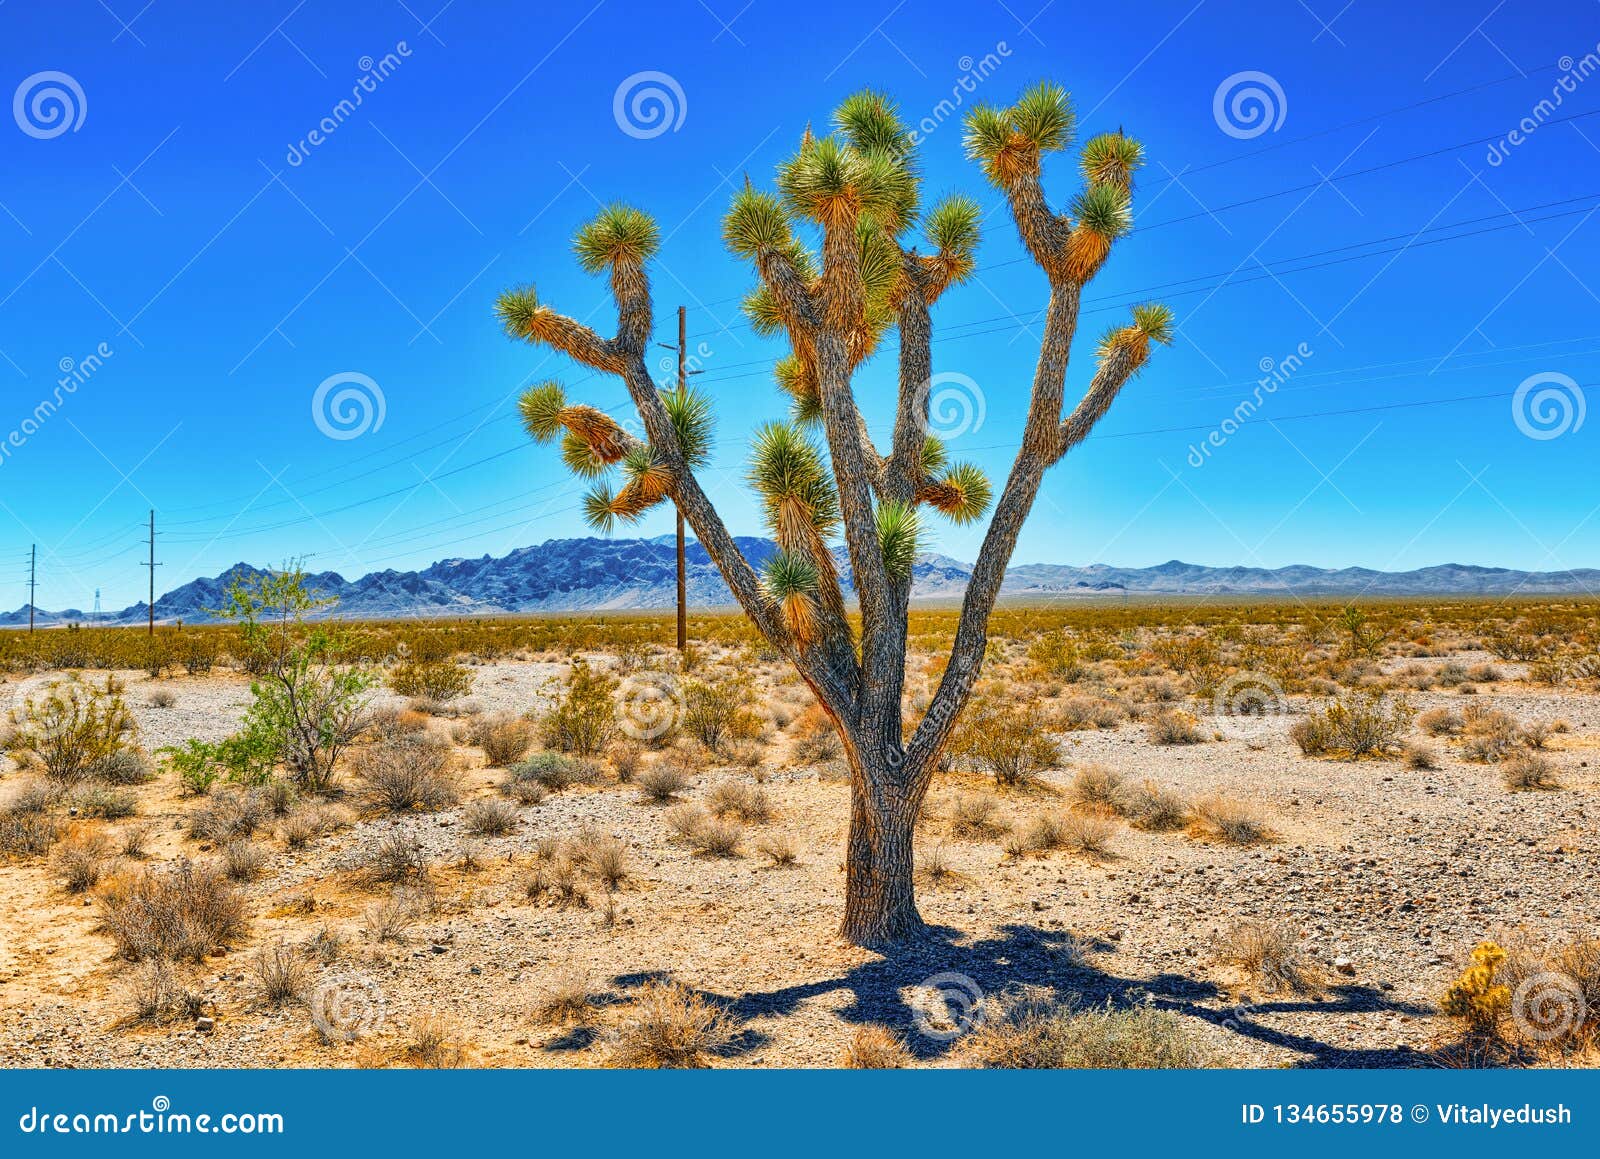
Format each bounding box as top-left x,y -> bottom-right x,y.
498,83 -> 1170,948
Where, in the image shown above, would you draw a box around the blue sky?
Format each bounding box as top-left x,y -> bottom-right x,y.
2,0 -> 1599,611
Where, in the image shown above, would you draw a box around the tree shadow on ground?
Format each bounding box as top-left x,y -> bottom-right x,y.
606,923 -> 1437,1068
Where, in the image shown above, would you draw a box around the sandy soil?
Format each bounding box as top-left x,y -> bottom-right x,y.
1,655 -> 1597,1069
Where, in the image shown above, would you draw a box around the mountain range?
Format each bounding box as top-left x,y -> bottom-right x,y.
5,536 -> 1598,626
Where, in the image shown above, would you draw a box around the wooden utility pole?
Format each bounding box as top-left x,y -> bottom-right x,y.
675,305 -> 688,653
28,544 -> 35,634
142,510 -> 160,635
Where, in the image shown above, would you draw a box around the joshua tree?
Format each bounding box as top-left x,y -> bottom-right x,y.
496,82 -> 1171,946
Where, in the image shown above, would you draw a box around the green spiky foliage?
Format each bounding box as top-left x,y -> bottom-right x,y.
498,80 -> 1172,949
574,204 -> 660,273
875,500 -> 922,579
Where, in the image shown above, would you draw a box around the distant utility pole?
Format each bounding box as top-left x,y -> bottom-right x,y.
28,544 -> 35,635
141,510 -> 161,636
658,306 -> 702,653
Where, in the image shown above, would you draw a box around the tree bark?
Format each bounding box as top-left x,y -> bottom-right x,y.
840,756 -> 925,947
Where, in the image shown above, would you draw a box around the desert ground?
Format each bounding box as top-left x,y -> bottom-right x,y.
2,600 -> 1598,1068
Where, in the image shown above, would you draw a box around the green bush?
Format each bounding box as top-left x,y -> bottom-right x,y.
541,661 -> 618,756
7,676 -> 138,781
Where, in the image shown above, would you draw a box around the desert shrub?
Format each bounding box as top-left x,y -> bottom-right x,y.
477,716 -> 535,767
533,972 -> 596,1025
840,1024 -> 914,1068
1291,690 -> 1413,758
1495,935 -> 1600,1053
1501,751 -> 1560,791
1400,740 -> 1440,770
405,1015 -> 470,1068
1121,779 -> 1188,831
1146,709 -> 1204,746
949,696 -> 1060,786
1459,704 -> 1521,765
637,764 -> 691,802
1058,812 -> 1116,856
1440,941 -> 1511,1035
1189,795 -> 1270,845
507,751 -> 601,794
541,660 -> 618,756
180,633 -> 218,676
0,810 -> 62,858
365,834 -> 430,885
949,792 -> 1006,838
1418,708 -> 1463,737
118,822 -> 155,858
578,835 -> 629,890
463,797 -> 519,836
790,706 -> 842,763
965,993 -> 1212,1069
251,940 -> 307,1005
90,750 -> 154,785
363,888 -> 424,942
148,688 -> 178,709
97,860 -> 248,961
222,839 -> 267,881
123,960 -> 203,1025
389,659 -> 474,702
680,674 -> 760,751
1067,764 -> 1124,812
609,980 -> 735,1068
1027,632 -> 1086,681
7,676 -> 137,781
279,805 -> 330,849
1213,921 -> 1321,994
355,735 -> 460,813
75,785 -> 138,820
707,780 -> 773,822
1054,696 -> 1127,731
54,829 -> 114,892
188,788 -> 270,843
608,740 -> 645,781
756,833 -> 799,866
692,817 -> 744,857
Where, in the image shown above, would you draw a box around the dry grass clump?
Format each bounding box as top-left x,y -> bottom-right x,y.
964,992 -> 1213,1069
1146,709 -> 1205,746
147,689 -> 177,709
118,822 -> 155,859
1121,779 -> 1189,831
363,887 -> 427,942
1009,810 -> 1116,858
608,740 -> 645,782
1501,751 -> 1560,791
1459,704 -> 1521,763
122,960 -> 204,1025
222,838 -> 267,881
533,972 -> 596,1025
53,828 -> 114,892
1290,690 -> 1413,759
365,833 -> 430,885
98,860 -> 248,961
1188,795 -> 1271,846
250,940 -> 307,1006
840,1024 -> 914,1068
405,1015 -> 471,1068
1400,740 -> 1440,770
475,715 -> 536,767
608,980 -> 736,1068
279,804 -> 335,849
789,706 -> 842,763
637,765 -> 691,802
1418,707 -> 1463,737
355,735 -> 461,813
462,797 -> 519,836
662,803 -> 743,856
1067,764 -> 1124,812
707,780 -> 774,822
525,856 -> 590,909
755,833 -> 799,866
1212,921 -> 1322,994
188,788 -> 269,843
948,792 -> 1007,839
918,844 -> 959,886
571,831 -> 630,890
0,808 -> 62,859
1055,696 -> 1127,731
